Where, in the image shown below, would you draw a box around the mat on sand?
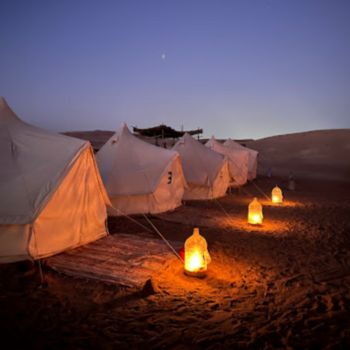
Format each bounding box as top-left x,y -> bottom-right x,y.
45,234 -> 183,288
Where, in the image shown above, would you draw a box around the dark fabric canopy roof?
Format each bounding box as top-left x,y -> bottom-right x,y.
133,124 -> 202,138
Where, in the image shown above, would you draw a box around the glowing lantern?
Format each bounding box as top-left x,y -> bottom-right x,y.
271,185 -> 283,204
184,228 -> 211,278
248,197 -> 263,225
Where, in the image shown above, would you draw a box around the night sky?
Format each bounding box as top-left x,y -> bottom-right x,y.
0,0 -> 349,139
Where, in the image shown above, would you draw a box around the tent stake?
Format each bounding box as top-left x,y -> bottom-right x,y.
37,259 -> 45,286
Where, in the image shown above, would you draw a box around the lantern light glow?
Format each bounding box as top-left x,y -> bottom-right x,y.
185,250 -> 203,272
250,213 -> 262,224
248,197 -> 263,225
184,228 -> 211,277
271,186 -> 283,204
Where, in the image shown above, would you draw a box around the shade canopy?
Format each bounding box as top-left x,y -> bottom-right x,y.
133,124 -> 202,138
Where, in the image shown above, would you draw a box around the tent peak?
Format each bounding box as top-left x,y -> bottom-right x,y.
0,96 -> 9,111
118,123 -> 132,135
0,97 -> 22,124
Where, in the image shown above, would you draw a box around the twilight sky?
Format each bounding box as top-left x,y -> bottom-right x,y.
0,0 -> 349,139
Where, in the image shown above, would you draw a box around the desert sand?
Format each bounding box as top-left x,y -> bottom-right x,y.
0,129 -> 350,349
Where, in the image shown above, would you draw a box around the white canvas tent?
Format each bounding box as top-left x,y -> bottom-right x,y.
224,138 -> 258,180
173,133 -> 230,200
206,136 -> 249,187
0,97 -> 109,263
96,124 -> 186,215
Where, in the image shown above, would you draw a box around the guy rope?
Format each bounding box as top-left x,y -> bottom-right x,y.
109,203 -> 183,262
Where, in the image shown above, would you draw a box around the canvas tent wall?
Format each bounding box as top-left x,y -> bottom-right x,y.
0,97 -> 109,263
96,124 -> 186,215
206,136 -> 249,187
173,133 -> 230,200
224,138 -> 258,180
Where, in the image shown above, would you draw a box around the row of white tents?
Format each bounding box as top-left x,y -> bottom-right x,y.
0,97 -> 258,263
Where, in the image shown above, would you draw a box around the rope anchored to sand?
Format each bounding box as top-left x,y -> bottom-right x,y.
251,181 -> 271,201
110,206 -> 153,233
213,197 -> 234,227
142,214 -> 183,262
108,203 -> 183,262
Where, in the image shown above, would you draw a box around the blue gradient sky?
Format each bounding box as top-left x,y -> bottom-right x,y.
0,0 -> 349,139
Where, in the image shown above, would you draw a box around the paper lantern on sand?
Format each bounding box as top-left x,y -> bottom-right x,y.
184,228 -> 211,278
271,186 -> 283,204
248,197 -> 263,225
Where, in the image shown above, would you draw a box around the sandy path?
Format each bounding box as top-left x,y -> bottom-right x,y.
0,177 -> 350,349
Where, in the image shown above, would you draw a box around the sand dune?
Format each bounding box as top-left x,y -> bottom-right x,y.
64,130 -> 113,151
65,128 -> 350,181
246,129 -> 350,181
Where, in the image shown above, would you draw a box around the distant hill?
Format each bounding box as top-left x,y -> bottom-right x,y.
63,130 -> 250,150
246,129 -> 350,181
63,130 -> 113,151
64,128 -> 350,181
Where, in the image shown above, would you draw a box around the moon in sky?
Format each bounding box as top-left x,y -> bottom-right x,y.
161,53 -> 166,60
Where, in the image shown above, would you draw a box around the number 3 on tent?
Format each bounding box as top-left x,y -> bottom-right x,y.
168,171 -> 173,184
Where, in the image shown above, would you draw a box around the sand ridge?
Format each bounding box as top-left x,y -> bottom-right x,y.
247,129 -> 350,181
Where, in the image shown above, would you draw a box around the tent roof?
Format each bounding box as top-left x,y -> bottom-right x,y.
206,136 -> 247,157
206,136 -> 249,185
96,123 -> 180,196
133,124 -> 202,138
224,138 -> 258,155
173,133 -> 226,186
0,97 -> 89,224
